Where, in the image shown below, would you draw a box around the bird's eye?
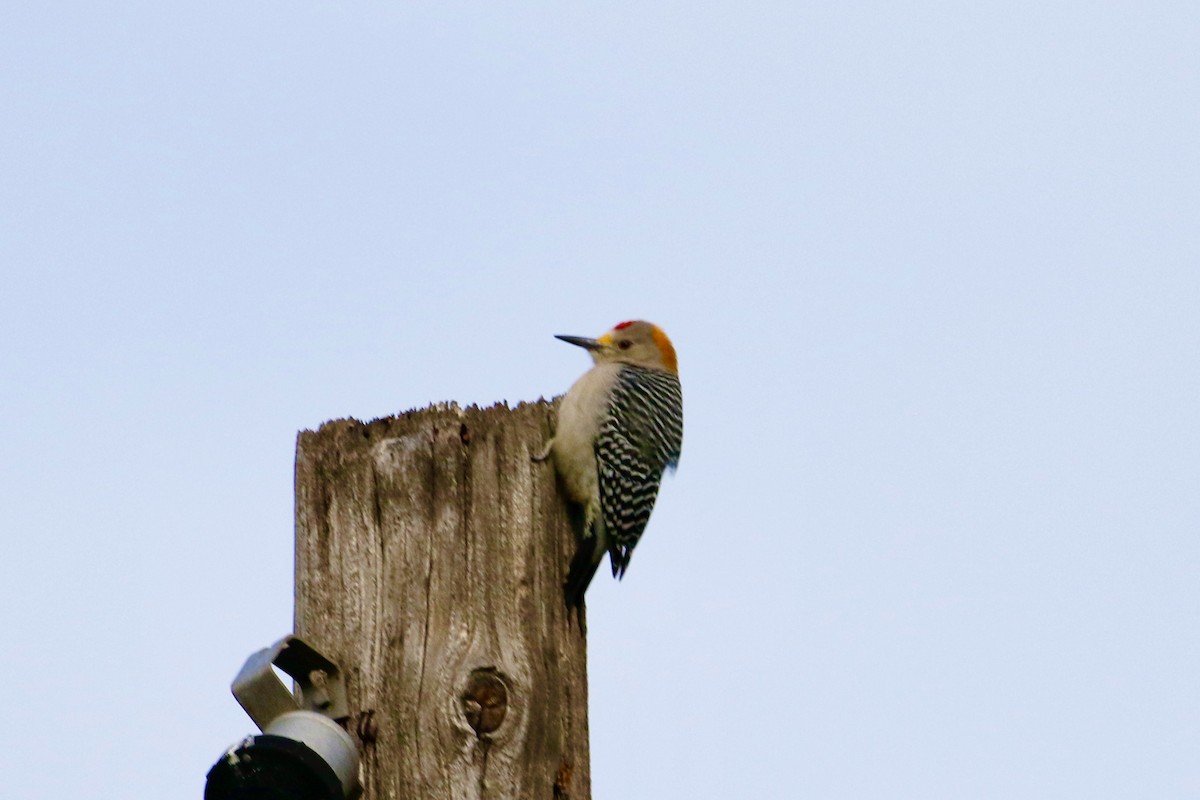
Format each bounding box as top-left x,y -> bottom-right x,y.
618,340 -> 633,350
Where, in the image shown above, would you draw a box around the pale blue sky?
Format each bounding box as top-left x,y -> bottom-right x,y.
2,3 -> 1197,798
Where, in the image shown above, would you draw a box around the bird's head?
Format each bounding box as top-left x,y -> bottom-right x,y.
556,320 -> 678,373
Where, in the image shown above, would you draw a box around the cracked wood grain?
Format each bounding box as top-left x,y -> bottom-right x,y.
294,401 -> 590,800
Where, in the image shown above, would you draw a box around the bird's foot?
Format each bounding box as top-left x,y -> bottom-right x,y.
532,439 -> 554,463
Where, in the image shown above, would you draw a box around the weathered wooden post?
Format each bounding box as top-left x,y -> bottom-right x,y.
293,401 -> 590,800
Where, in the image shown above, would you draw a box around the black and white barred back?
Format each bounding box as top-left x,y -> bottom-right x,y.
594,364 -> 684,577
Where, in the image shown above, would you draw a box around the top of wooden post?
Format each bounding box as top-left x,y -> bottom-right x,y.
294,399 -> 591,800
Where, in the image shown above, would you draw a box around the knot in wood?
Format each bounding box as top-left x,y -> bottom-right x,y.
461,669 -> 508,735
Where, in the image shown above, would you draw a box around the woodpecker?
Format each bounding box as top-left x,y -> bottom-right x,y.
535,320 -> 683,611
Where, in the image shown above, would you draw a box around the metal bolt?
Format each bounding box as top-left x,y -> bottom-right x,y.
356,709 -> 379,744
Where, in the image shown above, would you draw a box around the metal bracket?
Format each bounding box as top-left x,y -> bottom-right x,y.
230,635 -> 349,731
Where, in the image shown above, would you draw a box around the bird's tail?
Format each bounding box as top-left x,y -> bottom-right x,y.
563,533 -> 602,615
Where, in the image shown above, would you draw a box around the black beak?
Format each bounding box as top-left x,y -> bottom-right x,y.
555,334 -> 603,351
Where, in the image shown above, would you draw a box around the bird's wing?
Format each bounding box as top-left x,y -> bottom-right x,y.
595,422 -> 661,577
593,367 -> 683,577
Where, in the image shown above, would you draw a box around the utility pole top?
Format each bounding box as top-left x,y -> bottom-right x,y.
294,400 -> 590,800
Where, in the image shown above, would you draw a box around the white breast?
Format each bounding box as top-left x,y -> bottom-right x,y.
552,362 -> 621,505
